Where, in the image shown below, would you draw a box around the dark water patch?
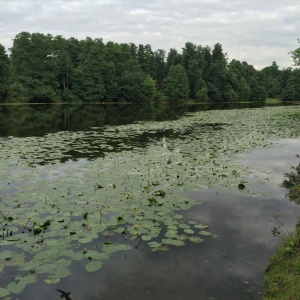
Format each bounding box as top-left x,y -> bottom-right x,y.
0,101 -> 296,138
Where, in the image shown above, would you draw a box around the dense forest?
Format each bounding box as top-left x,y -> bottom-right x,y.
0,32 -> 299,104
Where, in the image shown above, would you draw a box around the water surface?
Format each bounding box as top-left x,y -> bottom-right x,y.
1,104 -> 300,300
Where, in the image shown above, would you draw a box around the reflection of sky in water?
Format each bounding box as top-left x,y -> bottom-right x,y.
19,139 -> 300,300
237,138 -> 300,195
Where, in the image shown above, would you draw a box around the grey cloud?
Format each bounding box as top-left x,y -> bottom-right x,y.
0,0 -> 299,69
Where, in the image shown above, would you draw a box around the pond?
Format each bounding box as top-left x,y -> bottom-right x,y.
0,102 -> 300,299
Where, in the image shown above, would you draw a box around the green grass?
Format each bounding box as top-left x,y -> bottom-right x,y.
265,98 -> 282,105
264,219 -> 300,299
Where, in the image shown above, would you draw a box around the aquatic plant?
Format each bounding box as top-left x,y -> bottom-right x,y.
0,106 -> 300,296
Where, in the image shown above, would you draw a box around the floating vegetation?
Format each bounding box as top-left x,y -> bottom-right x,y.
0,106 -> 300,296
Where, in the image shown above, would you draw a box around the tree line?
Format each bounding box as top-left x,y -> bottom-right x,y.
0,32 -> 299,103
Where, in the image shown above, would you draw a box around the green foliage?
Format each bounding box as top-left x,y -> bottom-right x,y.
282,159 -> 300,204
164,64 -> 189,102
290,39 -> 300,66
195,78 -> 208,101
264,155 -> 300,299
264,223 -> 300,299
0,43 -> 9,102
117,70 -> 152,102
3,32 -> 299,103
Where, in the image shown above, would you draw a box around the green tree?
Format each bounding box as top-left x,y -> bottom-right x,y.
166,48 -> 183,74
228,60 -> 250,101
71,40 -> 106,102
154,49 -> 166,91
0,43 -> 9,102
117,71 -> 151,102
102,61 -> 118,101
182,42 -> 206,99
290,39 -> 300,66
280,76 -> 297,101
261,62 -> 281,98
9,32 -> 59,102
249,73 -> 267,102
137,44 -> 157,78
195,78 -> 208,101
164,64 -> 189,102
206,43 -> 229,101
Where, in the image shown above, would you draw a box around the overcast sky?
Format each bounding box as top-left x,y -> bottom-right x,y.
0,0 -> 299,69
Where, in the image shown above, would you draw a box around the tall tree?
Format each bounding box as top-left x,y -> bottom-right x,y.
206,43 -> 228,101
182,42 -> 203,98
0,43 -> 9,102
9,32 -> 59,102
71,40 -> 105,102
261,62 -> 281,98
154,49 -> 166,91
137,44 -> 157,78
164,64 -> 189,102
166,48 -> 183,74
117,70 -> 152,102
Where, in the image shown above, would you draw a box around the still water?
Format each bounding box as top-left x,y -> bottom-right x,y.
0,103 -> 300,300
16,139 -> 300,300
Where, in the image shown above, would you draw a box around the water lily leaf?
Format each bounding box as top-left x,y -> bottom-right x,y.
85,261 -> 103,272
0,239 -> 19,245
165,230 -> 178,238
141,235 -> 152,241
103,243 -> 132,253
7,274 -> 36,294
189,237 -> 204,243
162,238 -> 185,246
7,280 -> 26,294
50,269 -> 71,279
199,230 -> 213,236
0,288 -> 10,297
44,278 -> 60,284
148,241 -> 161,248
0,250 -> 13,260
194,224 -> 206,229
3,256 -> 24,267
184,228 -> 194,234
69,252 -> 85,261
45,239 -> 61,246
78,236 -> 94,244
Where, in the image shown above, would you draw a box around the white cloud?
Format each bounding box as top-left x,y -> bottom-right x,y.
0,0 -> 299,69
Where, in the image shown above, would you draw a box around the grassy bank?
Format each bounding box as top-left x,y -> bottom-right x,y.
265,98 -> 282,105
264,183 -> 300,299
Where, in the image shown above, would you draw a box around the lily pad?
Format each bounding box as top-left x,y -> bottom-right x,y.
85,261 -> 103,272
162,238 -> 185,246
0,288 -> 10,297
189,236 -> 204,243
0,105 -> 299,295
44,278 -> 60,284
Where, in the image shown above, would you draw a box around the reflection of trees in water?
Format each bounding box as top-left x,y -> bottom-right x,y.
0,102 -> 274,137
282,154 -> 300,204
0,103 -> 188,137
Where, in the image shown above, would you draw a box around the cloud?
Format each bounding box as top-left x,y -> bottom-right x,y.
0,0 -> 299,69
